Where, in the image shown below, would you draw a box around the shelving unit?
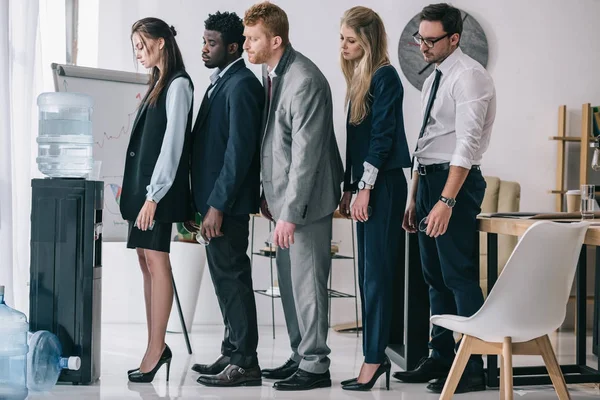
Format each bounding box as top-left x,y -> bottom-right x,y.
550,103 -> 594,211
249,213 -> 360,339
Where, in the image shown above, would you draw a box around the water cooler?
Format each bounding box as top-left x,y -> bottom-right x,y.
29,178 -> 103,384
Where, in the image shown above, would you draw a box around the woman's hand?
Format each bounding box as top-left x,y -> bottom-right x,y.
136,200 -> 157,231
351,190 -> 371,222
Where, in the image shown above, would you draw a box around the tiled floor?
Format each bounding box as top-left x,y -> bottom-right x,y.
27,324 -> 600,399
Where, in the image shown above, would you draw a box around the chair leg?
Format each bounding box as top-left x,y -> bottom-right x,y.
499,355 -> 505,400
536,335 -> 571,400
503,337 -> 514,400
440,335 -> 473,400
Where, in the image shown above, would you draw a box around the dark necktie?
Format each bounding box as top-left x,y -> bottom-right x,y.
413,69 -> 442,167
267,75 -> 272,110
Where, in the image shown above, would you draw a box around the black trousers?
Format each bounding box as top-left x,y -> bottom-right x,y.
356,169 -> 407,363
415,167 -> 486,368
205,214 -> 259,368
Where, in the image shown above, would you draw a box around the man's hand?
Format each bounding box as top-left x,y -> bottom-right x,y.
273,220 -> 296,249
351,190 -> 370,222
260,193 -> 273,221
201,207 -> 224,241
136,200 -> 157,231
424,201 -> 453,237
402,200 -> 417,233
339,191 -> 353,218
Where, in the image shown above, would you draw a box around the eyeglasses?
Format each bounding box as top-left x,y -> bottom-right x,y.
413,31 -> 451,48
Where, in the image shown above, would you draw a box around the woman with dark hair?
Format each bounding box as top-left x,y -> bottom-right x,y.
120,17 -> 194,383
338,6 -> 411,391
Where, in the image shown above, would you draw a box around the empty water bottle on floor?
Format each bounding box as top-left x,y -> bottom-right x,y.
0,285 -> 29,400
27,330 -> 81,392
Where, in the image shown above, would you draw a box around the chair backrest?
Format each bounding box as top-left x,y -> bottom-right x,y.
473,221 -> 589,341
479,176 -> 521,295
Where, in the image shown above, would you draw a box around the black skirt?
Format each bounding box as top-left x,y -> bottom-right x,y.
127,221 -> 173,253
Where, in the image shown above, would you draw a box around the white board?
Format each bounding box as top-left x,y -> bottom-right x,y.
53,63 -> 149,241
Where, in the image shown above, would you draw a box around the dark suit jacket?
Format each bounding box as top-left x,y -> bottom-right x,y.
344,65 -> 412,191
191,59 -> 264,216
120,70 -> 194,223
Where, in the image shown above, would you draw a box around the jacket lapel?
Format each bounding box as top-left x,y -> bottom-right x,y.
262,45 -> 296,142
131,89 -> 151,136
195,59 -> 246,131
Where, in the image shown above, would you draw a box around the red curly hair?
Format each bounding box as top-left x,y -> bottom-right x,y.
243,2 -> 289,45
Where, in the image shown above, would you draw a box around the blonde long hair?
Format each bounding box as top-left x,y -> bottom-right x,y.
340,7 -> 390,125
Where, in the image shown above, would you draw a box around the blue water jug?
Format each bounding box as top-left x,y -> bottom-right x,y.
27,330 -> 81,392
0,285 -> 29,400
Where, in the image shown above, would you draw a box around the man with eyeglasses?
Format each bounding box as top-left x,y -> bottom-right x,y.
398,3 -> 496,395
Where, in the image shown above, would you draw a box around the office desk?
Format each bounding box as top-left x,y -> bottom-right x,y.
480,217 -> 600,386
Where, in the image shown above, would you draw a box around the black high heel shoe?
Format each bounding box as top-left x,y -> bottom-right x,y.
128,345 -> 172,383
342,357 -> 391,391
128,368 -> 139,375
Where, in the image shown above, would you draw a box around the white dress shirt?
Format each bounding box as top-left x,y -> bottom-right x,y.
145,77 -> 193,202
414,47 -> 496,170
208,57 -> 243,98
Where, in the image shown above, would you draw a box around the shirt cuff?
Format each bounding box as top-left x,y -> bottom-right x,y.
361,162 -> 379,186
145,193 -> 157,203
450,154 -> 473,169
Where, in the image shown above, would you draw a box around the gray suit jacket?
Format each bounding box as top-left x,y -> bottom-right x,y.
261,46 -> 343,225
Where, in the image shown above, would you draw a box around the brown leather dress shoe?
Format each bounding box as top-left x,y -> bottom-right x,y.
196,364 -> 262,387
191,355 -> 230,375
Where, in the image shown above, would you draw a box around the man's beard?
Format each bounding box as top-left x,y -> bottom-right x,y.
252,48 -> 271,64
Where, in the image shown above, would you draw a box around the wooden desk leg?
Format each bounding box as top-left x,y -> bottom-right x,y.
576,246 -> 587,366
487,232 -> 499,387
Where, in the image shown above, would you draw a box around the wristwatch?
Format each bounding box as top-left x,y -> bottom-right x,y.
439,196 -> 456,208
358,180 -> 374,190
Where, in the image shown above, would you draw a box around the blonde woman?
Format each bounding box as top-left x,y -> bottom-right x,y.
338,6 -> 411,391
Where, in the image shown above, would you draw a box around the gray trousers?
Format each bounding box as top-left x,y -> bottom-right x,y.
275,213 -> 333,374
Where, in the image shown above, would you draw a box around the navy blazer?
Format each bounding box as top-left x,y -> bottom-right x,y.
191,59 -> 264,216
343,65 -> 411,191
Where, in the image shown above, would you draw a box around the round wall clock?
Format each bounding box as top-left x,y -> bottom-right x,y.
398,10 -> 489,91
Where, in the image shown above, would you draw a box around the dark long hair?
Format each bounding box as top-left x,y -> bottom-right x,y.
131,17 -> 185,106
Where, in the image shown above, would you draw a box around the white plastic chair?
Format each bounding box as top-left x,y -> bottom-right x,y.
431,221 -> 589,400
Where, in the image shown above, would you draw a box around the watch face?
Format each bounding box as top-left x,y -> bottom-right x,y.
398,10 -> 489,91
358,181 -> 365,190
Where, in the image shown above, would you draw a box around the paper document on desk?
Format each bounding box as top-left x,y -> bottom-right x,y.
479,211 -> 600,219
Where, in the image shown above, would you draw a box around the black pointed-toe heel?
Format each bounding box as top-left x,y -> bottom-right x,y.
128,368 -> 139,375
342,357 -> 391,391
128,345 -> 172,383
341,377 -> 357,385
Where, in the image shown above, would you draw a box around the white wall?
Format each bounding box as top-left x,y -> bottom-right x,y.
90,0 -> 600,326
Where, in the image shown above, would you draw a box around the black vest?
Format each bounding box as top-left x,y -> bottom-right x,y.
120,70 -> 194,223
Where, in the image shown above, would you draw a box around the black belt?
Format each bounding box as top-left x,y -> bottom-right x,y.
417,162 -> 480,176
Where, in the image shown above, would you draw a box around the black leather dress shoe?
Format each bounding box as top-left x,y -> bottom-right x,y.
196,364 -> 262,387
273,369 -> 331,391
191,355 -> 230,375
261,358 -> 300,380
426,371 -> 486,394
392,357 -> 450,383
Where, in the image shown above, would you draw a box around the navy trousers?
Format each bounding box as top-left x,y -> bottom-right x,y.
415,167 -> 486,368
356,169 -> 407,363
